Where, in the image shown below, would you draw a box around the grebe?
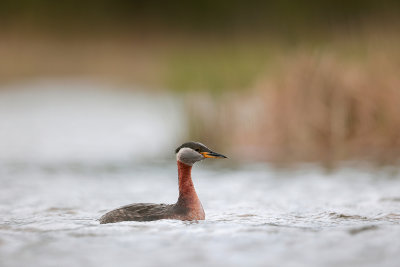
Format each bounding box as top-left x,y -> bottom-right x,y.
99,142 -> 227,224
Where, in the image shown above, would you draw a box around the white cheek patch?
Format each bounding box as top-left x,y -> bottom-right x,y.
177,147 -> 204,165
176,147 -> 192,162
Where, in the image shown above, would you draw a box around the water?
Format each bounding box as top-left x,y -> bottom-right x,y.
1,163 -> 400,267
1,81 -> 400,267
0,79 -> 184,163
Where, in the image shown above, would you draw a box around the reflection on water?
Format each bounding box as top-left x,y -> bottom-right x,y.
0,81 -> 400,267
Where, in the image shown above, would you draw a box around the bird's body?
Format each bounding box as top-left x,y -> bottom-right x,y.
99,203 -> 175,223
99,142 -> 226,224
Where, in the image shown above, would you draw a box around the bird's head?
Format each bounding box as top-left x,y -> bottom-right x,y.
175,141 -> 227,166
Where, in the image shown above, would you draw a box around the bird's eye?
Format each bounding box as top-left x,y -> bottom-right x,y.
195,149 -> 200,152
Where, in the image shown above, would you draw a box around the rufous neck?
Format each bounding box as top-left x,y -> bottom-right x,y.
177,160 -> 200,205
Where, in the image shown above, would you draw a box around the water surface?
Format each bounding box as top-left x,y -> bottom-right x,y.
1,162 -> 400,267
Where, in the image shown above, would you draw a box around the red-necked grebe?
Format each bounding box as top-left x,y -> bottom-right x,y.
99,142 -> 227,224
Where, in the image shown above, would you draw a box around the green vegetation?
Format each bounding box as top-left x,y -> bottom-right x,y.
2,0 -> 399,32
165,42 -> 272,94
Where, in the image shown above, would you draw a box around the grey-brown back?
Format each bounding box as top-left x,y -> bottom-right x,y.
99,203 -> 175,224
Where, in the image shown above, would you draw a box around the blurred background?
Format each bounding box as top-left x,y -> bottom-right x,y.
2,2 -> 400,267
1,0 -> 400,168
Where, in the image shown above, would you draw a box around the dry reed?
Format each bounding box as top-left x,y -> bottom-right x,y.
187,46 -> 400,167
